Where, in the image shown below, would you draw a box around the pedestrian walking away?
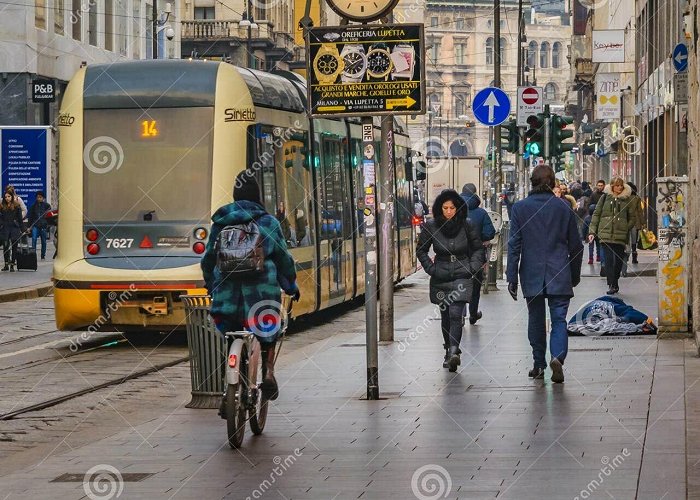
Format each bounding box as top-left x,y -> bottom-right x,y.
587,178 -> 636,295
0,191 -> 26,272
506,164 -> 583,383
626,182 -> 644,265
27,191 -> 52,260
417,189 -> 485,372
460,183 -> 496,325
201,171 -> 300,403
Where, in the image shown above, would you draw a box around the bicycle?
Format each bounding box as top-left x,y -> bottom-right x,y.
223,297 -> 293,448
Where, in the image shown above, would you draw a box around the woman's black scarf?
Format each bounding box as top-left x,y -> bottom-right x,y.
438,216 -> 465,238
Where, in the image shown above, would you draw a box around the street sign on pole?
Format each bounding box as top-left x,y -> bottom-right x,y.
673,43 -> 688,72
674,72 -> 688,103
516,86 -> 543,126
472,87 -> 511,127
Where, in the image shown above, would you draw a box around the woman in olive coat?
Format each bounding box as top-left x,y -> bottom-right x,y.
588,177 -> 636,294
417,189 -> 485,372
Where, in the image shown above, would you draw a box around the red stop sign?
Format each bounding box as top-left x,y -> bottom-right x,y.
522,87 -> 539,105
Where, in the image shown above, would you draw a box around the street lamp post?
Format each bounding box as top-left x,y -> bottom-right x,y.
152,2 -> 172,59
239,1 -> 258,69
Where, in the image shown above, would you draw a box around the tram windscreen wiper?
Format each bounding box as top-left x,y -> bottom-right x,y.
142,210 -> 156,222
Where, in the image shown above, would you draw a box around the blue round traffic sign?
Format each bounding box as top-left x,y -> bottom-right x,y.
673,43 -> 688,72
472,87 -> 511,126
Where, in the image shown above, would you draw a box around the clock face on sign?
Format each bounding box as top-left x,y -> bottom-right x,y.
326,0 -> 400,22
317,54 -> 340,75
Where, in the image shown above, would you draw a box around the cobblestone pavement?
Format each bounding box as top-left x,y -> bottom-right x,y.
1,268 -> 691,500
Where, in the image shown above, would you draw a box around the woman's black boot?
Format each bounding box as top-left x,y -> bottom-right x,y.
447,346 -> 460,372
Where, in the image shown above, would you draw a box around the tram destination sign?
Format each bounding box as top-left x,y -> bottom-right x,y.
306,24 -> 425,117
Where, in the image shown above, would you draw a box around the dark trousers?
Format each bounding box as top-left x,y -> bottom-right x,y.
468,269 -> 484,318
2,238 -> 17,265
526,295 -> 570,369
32,226 -> 47,259
440,301 -> 466,349
602,243 -> 626,288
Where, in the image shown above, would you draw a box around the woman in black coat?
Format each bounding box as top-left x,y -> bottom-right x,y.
0,191 -> 25,271
417,189 -> 486,372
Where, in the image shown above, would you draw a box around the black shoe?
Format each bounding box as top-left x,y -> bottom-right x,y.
447,346 -> 460,372
528,366 -> 545,379
612,285 -> 619,294
632,255 -> 638,264
550,358 -> 564,383
1,265 -> 7,272
9,264 -> 14,272
469,311 -> 483,325
606,286 -> 616,295
600,267 -> 606,277
260,375 -> 279,401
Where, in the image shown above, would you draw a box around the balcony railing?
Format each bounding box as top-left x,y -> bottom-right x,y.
181,19 -> 274,43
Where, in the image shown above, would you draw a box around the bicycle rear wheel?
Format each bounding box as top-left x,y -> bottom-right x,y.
249,355 -> 269,435
226,349 -> 248,448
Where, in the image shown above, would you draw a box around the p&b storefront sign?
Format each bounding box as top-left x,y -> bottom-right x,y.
32,79 -> 56,103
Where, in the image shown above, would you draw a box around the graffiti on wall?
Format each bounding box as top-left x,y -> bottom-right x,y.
657,178 -> 687,327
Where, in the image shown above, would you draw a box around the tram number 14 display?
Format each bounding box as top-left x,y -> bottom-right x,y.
141,120 -> 159,138
106,238 -> 134,249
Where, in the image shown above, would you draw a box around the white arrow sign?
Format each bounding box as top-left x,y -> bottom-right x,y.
675,52 -> 687,65
484,91 -> 500,123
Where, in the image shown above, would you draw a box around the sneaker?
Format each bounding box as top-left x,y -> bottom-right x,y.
550,358 -> 564,383
469,311 -> 483,325
588,258 -> 593,265
528,366 -> 545,379
606,286 -> 615,295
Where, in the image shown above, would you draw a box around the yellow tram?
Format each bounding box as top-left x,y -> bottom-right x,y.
54,60 -> 417,331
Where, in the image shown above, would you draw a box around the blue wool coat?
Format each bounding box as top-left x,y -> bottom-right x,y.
506,192 -> 583,298
201,200 -> 298,319
460,192 -> 496,241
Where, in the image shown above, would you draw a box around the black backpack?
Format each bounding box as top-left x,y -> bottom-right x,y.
215,219 -> 265,277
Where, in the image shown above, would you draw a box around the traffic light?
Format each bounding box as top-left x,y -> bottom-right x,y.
525,113 -> 546,157
550,114 -> 575,156
500,118 -> 518,154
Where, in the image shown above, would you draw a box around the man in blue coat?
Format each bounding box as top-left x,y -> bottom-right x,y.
461,183 -> 496,324
506,165 -> 583,383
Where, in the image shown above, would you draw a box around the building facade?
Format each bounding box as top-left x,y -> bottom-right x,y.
0,0 -> 180,127
404,0 -> 571,193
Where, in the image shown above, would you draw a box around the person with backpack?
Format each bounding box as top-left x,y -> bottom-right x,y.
201,171 -> 300,401
460,183 -> 496,325
27,191 -> 52,260
587,177 -> 636,295
417,189 -> 485,372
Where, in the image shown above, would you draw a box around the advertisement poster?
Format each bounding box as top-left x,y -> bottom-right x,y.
0,127 -> 52,207
595,73 -> 621,122
592,30 -> 625,63
306,24 -> 425,117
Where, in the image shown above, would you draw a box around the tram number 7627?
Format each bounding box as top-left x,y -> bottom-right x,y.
105,238 -> 134,249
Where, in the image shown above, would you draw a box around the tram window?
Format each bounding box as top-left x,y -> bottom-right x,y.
250,125 -> 313,248
274,132 -> 313,248
319,137 -> 350,241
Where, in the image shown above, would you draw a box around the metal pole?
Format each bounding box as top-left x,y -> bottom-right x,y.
493,0 -> 503,284
544,104 -> 551,163
247,0 -> 253,69
379,115 -> 395,342
152,0 -> 157,59
362,117 -> 379,400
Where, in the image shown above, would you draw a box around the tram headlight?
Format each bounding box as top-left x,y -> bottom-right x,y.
193,227 -> 208,240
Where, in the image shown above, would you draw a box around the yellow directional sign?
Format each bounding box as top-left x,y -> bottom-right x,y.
386,96 -> 417,109
317,106 -> 347,112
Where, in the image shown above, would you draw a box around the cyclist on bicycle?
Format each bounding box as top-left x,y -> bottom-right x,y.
201,171 -> 300,401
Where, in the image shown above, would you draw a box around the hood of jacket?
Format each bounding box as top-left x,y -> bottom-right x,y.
460,192 -> 482,210
212,200 -> 268,226
603,183 -> 632,199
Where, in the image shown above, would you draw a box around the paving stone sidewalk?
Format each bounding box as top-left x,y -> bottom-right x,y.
1,270 -> 692,500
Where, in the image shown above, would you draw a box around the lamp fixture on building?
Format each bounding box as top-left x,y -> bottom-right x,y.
239,2 -> 259,69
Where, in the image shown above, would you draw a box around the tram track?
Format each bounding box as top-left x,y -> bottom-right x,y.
0,354 -> 189,421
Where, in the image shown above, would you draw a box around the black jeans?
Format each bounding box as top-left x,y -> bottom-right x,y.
2,238 -> 17,265
468,269 -> 484,319
602,243 -> 626,288
440,301 -> 466,349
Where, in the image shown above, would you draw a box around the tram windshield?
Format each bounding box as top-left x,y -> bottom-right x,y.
83,107 -> 213,224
